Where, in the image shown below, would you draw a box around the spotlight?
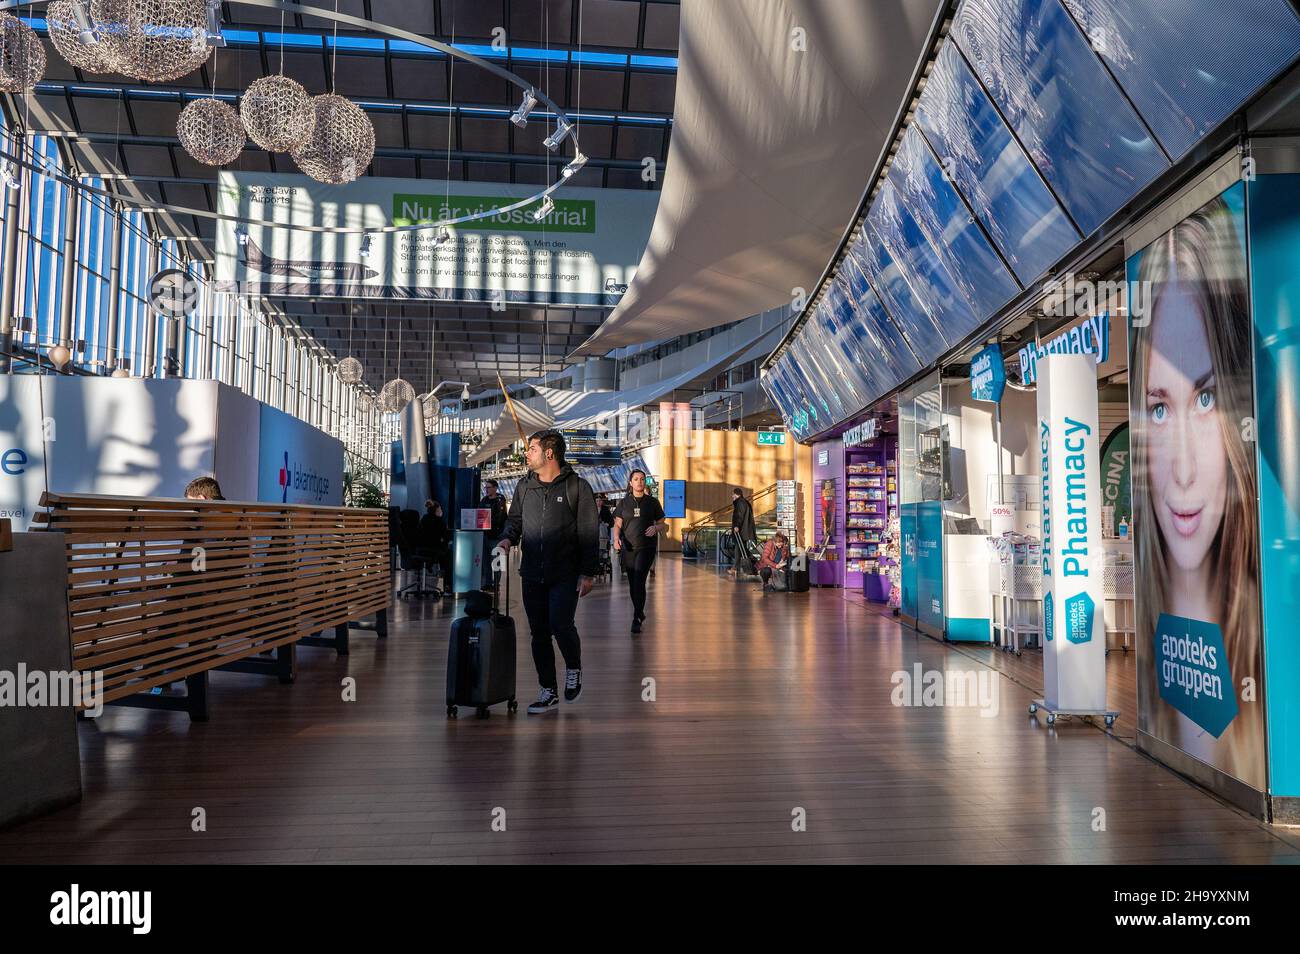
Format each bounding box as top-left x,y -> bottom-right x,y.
461,384 -> 471,402
69,0 -> 97,45
1,162 -> 19,191
359,234 -> 373,258
561,152 -> 587,179
510,88 -> 538,128
236,227 -> 249,246
434,226 -> 451,246
532,195 -> 554,222
205,0 -> 226,47
543,119 -> 572,152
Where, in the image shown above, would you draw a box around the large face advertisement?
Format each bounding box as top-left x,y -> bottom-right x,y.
1127,181 -> 1265,791
214,173 -> 658,306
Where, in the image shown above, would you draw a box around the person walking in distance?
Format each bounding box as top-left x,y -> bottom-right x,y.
730,487 -> 757,573
496,430 -> 599,714
479,479 -> 509,590
613,469 -> 667,634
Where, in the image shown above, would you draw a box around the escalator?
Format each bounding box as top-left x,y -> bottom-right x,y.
680,484 -> 780,569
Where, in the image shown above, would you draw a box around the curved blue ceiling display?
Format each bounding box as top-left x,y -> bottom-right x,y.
1061,0 -> 1300,161
914,43 -> 1080,285
889,124 -> 1020,324
854,216 -> 948,363
762,0 -> 1300,442
953,0 -> 1169,236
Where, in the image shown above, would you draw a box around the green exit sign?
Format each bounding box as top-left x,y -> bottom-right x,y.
757,430 -> 786,446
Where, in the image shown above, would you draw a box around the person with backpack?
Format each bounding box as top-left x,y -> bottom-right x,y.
496,430 -> 600,714
612,469 -> 667,634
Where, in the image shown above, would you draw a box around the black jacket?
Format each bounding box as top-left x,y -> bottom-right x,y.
500,465 -> 600,583
732,495 -> 756,542
480,493 -> 508,537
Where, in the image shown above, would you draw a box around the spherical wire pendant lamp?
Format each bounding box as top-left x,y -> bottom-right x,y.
0,13 -> 46,92
91,0 -> 211,83
177,97 -> 246,166
47,0 -> 118,74
291,94 -> 375,185
240,74 -> 316,152
378,377 -> 414,414
337,355 -> 363,385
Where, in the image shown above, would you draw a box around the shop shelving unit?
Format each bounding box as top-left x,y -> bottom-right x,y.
846,442 -> 894,600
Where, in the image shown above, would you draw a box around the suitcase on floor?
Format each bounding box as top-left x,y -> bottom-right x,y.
446,571 -> 516,719
788,566 -> 810,593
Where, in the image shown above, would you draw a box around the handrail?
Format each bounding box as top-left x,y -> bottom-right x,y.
684,483 -> 778,532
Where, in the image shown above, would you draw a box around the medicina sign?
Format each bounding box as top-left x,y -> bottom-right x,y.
215,173 -> 658,306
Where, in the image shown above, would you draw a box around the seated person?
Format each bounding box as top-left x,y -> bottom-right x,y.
756,532 -> 791,591
418,500 -> 453,593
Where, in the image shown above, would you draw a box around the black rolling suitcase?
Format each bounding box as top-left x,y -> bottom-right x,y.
788,553 -> 810,593
446,571 -> 517,719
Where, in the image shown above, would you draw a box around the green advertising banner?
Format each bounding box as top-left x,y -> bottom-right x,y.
392,194 -> 597,233
214,172 -> 656,305
1099,422 -> 1131,524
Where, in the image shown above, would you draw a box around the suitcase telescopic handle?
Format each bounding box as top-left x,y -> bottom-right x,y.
492,549 -> 509,617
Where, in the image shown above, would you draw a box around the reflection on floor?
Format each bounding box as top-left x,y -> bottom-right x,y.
1,556 -> 1296,864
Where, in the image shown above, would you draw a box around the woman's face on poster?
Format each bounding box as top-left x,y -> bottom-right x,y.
1145,277 -> 1228,575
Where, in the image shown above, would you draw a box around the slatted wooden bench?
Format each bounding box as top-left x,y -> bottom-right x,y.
36,492 -> 391,721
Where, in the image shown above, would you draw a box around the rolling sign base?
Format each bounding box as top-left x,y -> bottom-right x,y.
1029,698 -> 1120,729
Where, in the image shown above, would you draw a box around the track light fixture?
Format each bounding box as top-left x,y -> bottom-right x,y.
543,118 -> 572,151
359,233 -> 373,258
561,152 -> 587,179
532,195 -> 554,222
434,226 -> 451,246
510,87 -> 537,128
235,227 -> 249,246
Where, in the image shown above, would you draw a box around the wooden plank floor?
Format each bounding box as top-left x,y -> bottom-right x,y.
2,556 -> 1297,864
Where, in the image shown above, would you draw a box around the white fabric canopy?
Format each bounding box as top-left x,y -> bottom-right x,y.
572,0 -> 943,357
464,397 -> 555,466
536,328 -> 769,428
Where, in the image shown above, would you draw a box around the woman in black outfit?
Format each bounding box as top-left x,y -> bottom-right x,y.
419,499 -> 453,595
612,469 -> 667,634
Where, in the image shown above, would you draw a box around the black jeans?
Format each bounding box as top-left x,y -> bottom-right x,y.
622,546 -> 657,618
521,578 -> 582,691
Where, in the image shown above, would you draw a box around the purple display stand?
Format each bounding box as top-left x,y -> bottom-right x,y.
811,559 -> 840,587
863,572 -> 891,602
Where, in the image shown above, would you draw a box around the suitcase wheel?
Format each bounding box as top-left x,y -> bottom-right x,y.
476,706 -> 490,719
447,705 -> 457,719
508,698 -> 518,714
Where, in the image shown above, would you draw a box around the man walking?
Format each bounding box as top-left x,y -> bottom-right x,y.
497,430 -> 599,714
480,479 -> 509,538
731,487 -> 757,573
479,479 -> 509,589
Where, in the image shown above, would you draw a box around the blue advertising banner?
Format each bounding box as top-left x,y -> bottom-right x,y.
1248,171 -> 1300,798
662,479 -> 686,519
917,501 -> 944,635
970,343 -> 1006,403
900,503 -> 918,621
